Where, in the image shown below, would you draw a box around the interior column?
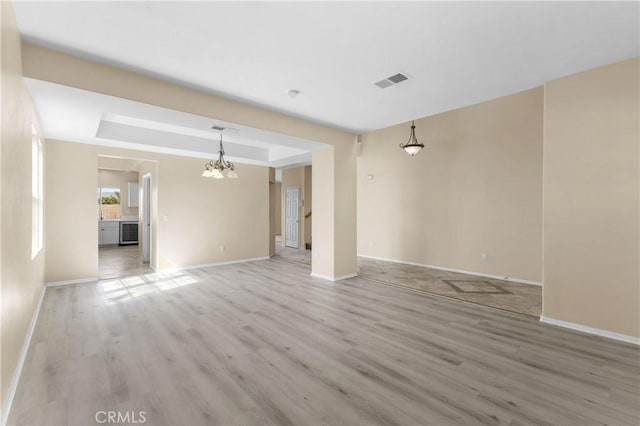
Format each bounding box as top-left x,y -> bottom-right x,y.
311,137 -> 357,281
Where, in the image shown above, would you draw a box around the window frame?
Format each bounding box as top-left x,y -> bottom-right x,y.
98,186 -> 122,220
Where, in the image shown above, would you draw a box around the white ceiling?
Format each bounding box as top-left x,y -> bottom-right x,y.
26,79 -> 327,167
13,1 -> 640,133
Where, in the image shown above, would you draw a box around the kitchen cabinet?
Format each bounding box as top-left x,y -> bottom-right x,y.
128,182 -> 139,207
98,221 -> 119,246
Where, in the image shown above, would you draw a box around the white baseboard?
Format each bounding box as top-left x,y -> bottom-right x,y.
334,272 -> 358,281
45,257 -> 270,285
1,286 -> 46,426
310,272 -> 357,282
158,256 -> 270,273
310,272 -> 335,282
45,277 -> 97,287
540,315 -> 640,345
357,254 -> 541,286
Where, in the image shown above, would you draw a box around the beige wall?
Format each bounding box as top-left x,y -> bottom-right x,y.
22,43 -> 358,280
273,182 -> 281,236
45,141 -> 98,282
97,155 -> 142,172
358,88 -> 544,283
0,0 -> 45,416
333,141 -> 358,278
45,140 -> 270,282
304,166 -> 312,245
312,148 -> 335,277
98,169 -> 139,218
312,141 -> 358,279
157,154 -> 268,269
543,58 -> 640,338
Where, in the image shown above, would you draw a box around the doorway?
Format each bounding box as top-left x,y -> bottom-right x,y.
276,166 -> 312,265
285,186 -> 300,248
97,156 -> 155,279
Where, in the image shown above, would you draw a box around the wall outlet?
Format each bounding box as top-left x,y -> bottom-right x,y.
220,245 -> 225,251
481,253 -> 488,262
314,252 -> 319,259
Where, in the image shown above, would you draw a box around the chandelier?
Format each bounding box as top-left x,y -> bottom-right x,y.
399,120 -> 424,156
202,135 -> 238,179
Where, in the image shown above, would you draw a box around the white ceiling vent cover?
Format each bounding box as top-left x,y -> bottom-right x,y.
374,72 -> 410,89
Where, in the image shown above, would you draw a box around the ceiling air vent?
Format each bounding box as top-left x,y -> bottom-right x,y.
374,72 -> 410,89
374,79 -> 394,88
388,73 -> 408,84
211,125 -> 226,131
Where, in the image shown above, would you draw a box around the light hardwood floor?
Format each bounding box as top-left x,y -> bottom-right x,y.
99,245 -> 152,279
8,258 -> 639,425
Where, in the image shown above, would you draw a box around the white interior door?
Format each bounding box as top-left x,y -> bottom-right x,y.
285,187 -> 300,248
142,174 -> 151,263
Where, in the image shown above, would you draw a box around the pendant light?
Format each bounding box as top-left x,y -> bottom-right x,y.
399,120 -> 424,156
202,134 -> 238,179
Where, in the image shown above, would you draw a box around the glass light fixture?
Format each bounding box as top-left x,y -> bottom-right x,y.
202,134 -> 238,179
399,120 -> 424,156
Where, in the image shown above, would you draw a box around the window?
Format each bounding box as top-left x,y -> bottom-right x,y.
31,125 -> 43,259
98,187 -> 121,220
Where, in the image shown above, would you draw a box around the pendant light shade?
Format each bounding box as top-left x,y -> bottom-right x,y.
399,120 -> 424,156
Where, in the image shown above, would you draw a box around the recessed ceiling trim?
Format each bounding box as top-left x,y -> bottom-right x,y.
96,120 -> 270,161
26,78 -> 331,168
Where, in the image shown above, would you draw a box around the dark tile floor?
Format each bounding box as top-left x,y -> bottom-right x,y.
274,241 -> 541,317
357,257 -> 542,317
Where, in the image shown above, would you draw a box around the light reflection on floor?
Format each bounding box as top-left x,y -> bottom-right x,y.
100,270 -> 198,303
